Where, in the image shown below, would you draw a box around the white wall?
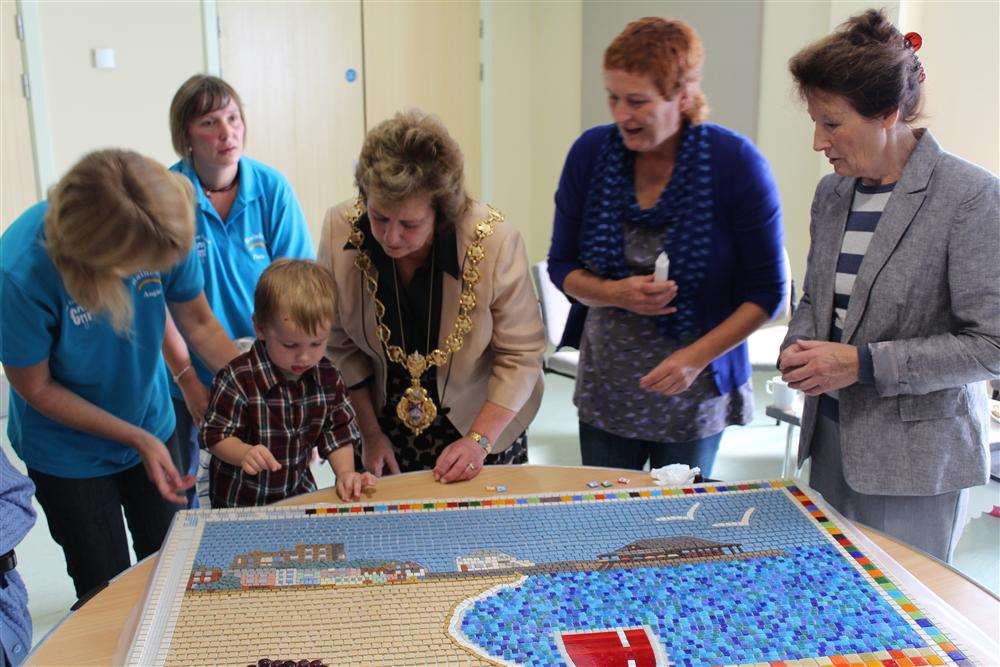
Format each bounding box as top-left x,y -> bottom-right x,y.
489,1 -> 582,263
755,1 -> 832,288
35,1 -> 205,181
903,0 -> 999,175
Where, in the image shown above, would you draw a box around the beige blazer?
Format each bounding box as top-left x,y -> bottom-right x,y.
318,199 -> 546,453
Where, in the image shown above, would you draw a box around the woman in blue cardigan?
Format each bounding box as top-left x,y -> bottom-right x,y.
547,17 -> 786,475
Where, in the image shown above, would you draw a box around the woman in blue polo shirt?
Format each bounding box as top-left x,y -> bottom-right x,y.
162,75 -> 314,504
0,150 -> 238,600
547,19 -> 786,476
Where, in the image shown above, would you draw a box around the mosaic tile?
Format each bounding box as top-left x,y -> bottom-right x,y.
125,480 -> 978,666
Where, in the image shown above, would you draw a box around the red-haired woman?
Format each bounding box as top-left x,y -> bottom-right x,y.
547,17 -> 787,475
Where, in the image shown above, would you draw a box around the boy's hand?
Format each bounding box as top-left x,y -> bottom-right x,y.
241,445 -> 281,475
335,471 -> 378,502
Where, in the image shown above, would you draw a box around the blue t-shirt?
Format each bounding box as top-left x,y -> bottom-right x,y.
0,202 -> 204,478
169,156 -> 314,393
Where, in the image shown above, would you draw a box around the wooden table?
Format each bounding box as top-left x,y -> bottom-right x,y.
27,465 -> 1000,666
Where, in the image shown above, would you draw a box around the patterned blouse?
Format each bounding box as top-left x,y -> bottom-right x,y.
575,223 -> 754,442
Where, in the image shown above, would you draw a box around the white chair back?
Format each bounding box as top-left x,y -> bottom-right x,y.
531,260 -> 572,349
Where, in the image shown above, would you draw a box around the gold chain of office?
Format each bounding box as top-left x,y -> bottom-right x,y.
344,198 -> 501,436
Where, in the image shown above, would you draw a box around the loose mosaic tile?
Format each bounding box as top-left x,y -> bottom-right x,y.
125,480 -> 983,666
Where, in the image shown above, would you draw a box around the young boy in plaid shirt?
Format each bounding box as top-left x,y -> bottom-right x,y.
200,259 -> 376,507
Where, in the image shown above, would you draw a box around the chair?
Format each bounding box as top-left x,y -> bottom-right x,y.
747,246 -> 795,371
531,260 -> 580,378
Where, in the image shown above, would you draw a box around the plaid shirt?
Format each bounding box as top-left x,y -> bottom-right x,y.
200,341 -> 360,508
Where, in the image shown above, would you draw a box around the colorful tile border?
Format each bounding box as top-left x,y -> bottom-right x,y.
785,486 -> 971,666
300,479 -> 794,516
733,645 -> 953,666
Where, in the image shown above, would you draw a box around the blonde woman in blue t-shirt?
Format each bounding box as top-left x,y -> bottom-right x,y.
0,150 -> 238,601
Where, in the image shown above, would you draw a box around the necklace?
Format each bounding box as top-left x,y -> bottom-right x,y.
392,253 -> 437,430
345,198 -> 500,435
200,166 -> 239,197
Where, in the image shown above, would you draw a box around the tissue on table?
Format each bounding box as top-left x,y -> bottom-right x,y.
650,464 -> 700,486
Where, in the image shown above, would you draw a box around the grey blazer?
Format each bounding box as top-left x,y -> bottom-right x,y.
783,129 -> 1000,496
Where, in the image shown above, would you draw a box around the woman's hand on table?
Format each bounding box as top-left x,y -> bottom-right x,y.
639,345 -> 710,396
131,430 -> 196,505
362,430 -> 401,477
609,274 -> 678,316
779,339 -> 859,395
433,437 -> 487,484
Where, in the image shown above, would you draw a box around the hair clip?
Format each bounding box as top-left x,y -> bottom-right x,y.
903,32 -> 926,82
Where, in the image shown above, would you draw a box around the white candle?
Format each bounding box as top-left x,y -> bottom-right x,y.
654,251 -> 670,282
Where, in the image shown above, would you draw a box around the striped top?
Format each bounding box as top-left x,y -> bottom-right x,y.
831,181 -> 895,341
820,180 -> 894,420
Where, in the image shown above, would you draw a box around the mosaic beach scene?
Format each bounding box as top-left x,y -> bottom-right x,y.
128,481 -> 976,666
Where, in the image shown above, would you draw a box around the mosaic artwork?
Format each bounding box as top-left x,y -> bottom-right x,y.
126,480 -> 988,666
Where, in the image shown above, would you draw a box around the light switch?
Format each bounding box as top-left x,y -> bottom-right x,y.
93,48 -> 116,69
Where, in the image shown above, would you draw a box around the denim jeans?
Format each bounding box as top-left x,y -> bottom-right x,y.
170,396 -> 201,508
578,421 -> 723,477
27,437 -> 182,601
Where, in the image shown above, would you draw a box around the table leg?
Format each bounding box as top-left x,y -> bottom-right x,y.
782,424 -> 799,478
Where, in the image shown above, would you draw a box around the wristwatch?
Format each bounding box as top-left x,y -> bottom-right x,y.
467,431 -> 493,455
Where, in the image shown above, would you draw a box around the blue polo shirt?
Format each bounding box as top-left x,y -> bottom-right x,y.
169,157 -> 314,393
0,202 -> 204,478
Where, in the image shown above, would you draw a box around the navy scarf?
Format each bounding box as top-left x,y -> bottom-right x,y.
578,123 -> 713,340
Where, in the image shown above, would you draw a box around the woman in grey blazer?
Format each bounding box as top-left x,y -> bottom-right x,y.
779,10 -> 999,562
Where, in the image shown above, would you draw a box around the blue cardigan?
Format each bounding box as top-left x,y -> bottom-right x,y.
547,123 -> 786,394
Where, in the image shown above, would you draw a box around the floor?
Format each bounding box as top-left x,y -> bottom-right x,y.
6,369 -> 999,655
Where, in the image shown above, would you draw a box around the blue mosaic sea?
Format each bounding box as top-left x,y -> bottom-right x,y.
459,545 -> 927,666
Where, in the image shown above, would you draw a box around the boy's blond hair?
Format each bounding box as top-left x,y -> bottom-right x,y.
254,259 -> 335,336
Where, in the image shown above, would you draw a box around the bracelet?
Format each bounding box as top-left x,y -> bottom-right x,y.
467,430 -> 493,455
172,364 -> 193,384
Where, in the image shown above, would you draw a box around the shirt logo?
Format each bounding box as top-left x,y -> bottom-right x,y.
131,270 -> 163,299
244,233 -> 268,261
195,233 -> 209,260
67,299 -> 94,328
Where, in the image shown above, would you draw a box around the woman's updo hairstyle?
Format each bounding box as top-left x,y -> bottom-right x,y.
789,9 -> 924,123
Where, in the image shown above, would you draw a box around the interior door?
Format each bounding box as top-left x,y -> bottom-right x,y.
218,1 -> 366,244
2,1 -> 39,229
362,0 -> 481,197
